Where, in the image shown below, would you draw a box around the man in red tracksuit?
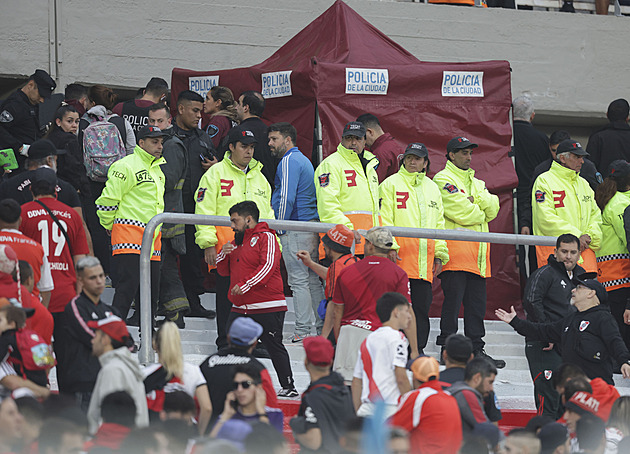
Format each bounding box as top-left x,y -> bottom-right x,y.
390,356 -> 462,454
216,200 -> 297,397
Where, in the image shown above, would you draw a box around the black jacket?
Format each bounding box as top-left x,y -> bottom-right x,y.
56,292 -> 119,393
586,121 -> 630,175
523,256 -> 585,331
239,117 -> 277,189
291,372 -> 355,454
0,90 -> 42,172
510,304 -> 630,384
171,123 -> 215,213
0,169 -> 81,208
47,127 -> 91,197
513,120 -> 549,231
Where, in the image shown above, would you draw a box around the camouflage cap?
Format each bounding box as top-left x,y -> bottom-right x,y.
360,226 -> 393,250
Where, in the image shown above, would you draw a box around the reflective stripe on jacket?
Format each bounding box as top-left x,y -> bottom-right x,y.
433,160 -> 499,278
532,161 -> 602,273
380,166 -> 449,281
194,153 -> 274,253
96,145 -> 165,260
314,144 -> 380,256
596,190 -> 630,290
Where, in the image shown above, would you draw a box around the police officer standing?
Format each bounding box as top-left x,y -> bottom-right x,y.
380,143 -> 449,354
314,121 -> 380,257
0,70 -> 56,174
433,137 -> 503,368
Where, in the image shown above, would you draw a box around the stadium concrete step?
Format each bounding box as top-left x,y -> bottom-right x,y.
87,288 -> 630,411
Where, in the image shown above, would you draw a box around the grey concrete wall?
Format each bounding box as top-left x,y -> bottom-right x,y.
1,0 -> 628,117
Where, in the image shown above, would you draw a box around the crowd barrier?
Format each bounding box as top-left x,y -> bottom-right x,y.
138,213 -> 557,363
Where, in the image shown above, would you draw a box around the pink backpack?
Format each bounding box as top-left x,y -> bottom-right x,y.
82,114 -> 126,182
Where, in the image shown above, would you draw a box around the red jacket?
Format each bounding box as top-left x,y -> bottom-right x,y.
591,377 -> 620,421
84,422 -> 131,452
216,222 -> 287,314
390,381 -> 463,454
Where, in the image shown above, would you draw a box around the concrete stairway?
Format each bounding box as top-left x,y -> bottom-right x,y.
80,289 -> 630,410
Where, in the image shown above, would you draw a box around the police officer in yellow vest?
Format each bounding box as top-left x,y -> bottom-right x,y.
195,124 -> 274,349
532,140 -> 602,274
433,137 -> 504,368
595,160 -> 630,349
380,142 -> 449,354
96,125 -> 167,325
315,122 -> 380,256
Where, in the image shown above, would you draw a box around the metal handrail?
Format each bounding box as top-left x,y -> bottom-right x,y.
137,213 -> 557,363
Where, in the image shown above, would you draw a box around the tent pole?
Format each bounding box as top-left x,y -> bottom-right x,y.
315,103 -> 323,164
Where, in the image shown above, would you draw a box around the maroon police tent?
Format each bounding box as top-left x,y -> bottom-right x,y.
171,0 -> 519,317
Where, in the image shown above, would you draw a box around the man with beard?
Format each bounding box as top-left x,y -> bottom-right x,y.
195,125 -> 274,349
269,122 -> 323,343
216,201 -> 297,398
522,233 -> 585,418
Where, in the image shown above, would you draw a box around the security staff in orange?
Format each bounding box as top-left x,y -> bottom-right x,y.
433,137 -> 503,369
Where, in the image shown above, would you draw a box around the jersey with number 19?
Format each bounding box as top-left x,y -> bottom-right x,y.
20,198 -> 89,313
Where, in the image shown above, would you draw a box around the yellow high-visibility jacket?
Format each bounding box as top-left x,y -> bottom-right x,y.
433,160 -> 499,278
596,190 -> 630,290
194,153 -> 274,253
380,166 -> 449,282
314,144 -> 380,256
96,145 -> 165,261
532,161 -> 602,273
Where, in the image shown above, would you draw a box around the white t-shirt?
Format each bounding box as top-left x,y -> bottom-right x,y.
353,326 -> 409,406
143,361 -> 207,397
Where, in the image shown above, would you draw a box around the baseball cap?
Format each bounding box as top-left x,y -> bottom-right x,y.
538,423 -> 568,454
445,334 -> 473,364
137,125 -> 169,141
556,139 -> 588,157
27,139 -> 66,160
342,121 -> 366,138
228,317 -> 263,347
403,143 -> 429,159
571,276 -> 608,305
227,125 -> 258,145
216,419 -> 253,451
606,159 -> 630,179
30,69 -> 56,99
410,356 -> 440,382
472,422 -> 504,448
303,336 -> 334,366
564,391 -> 600,416
447,136 -> 478,154
360,226 -> 393,250
31,167 -> 57,187
87,315 -> 131,343
322,224 -> 354,254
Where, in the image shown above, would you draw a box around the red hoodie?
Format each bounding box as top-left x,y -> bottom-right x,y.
216,222 -> 287,314
84,423 -> 131,452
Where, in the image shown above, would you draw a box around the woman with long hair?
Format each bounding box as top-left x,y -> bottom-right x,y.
606,396 -> 630,453
46,105 -> 91,198
201,86 -> 238,154
595,159 -> 630,350
143,321 -> 212,435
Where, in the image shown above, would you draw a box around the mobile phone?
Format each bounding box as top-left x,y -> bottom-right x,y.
230,399 -> 238,410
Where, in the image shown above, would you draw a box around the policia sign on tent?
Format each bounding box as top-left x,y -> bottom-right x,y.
346,68 -> 389,95
441,71 -> 484,97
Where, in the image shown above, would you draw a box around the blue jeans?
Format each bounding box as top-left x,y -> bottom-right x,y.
279,231 -> 324,336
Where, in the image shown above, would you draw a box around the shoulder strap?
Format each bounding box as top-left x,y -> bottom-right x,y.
34,199 -> 74,259
107,115 -> 127,145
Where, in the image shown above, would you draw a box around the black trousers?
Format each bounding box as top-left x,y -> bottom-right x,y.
410,279 -> 433,352
180,224 -> 206,308
111,254 -> 160,322
215,274 -> 232,349
525,340 -> 563,419
227,311 -> 294,389
608,287 -> 630,350
83,181 -> 112,276
158,238 -> 189,315
437,271 -> 486,351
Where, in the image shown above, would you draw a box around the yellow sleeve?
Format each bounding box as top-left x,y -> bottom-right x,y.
379,178 -> 400,251
433,172 -> 487,227
531,176 -> 581,238
95,161 -> 134,230
194,169 -> 220,249
315,160 -> 352,228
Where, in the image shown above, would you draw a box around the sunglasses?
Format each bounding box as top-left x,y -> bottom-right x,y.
232,380 -> 257,390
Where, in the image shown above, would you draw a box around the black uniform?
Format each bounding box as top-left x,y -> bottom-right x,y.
55,292 -> 119,408
522,255 -> 585,418
510,304 -> 630,385
171,123 -> 216,316
0,91 -> 42,172
112,99 -> 153,139
0,169 -> 80,208
47,127 -> 91,197
290,372 -> 355,454
586,121 -> 630,175
239,117 -> 277,188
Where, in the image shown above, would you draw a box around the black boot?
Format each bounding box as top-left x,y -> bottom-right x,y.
187,295 -> 216,319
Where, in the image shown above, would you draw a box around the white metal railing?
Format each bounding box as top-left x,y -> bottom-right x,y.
137,213 -> 557,363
